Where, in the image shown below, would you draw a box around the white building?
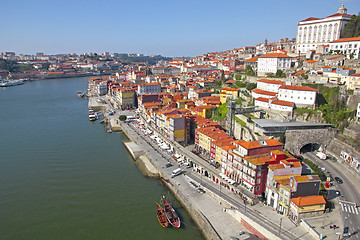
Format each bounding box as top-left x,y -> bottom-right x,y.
137,83 -> 161,95
257,79 -> 285,92
329,36 -> 360,59
278,85 -> 317,106
257,53 -> 292,76
296,4 -> 352,54
97,81 -> 108,96
255,97 -> 294,112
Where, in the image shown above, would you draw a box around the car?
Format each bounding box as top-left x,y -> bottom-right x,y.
334,177 -> 343,184
189,181 -> 198,188
197,188 -> 206,194
165,163 -> 173,168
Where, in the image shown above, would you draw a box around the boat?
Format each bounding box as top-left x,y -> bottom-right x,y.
156,202 -> 169,228
162,197 -> 181,228
89,109 -> 97,121
77,91 -> 85,98
0,79 -> 24,87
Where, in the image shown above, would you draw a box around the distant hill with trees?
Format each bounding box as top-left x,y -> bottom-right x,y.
341,13 -> 360,38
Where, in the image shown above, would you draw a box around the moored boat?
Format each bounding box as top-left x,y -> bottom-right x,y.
77,91 -> 85,98
156,202 -> 169,228
89,109 -> 97,121
0,79 -> 24,87
162,197 -> 181,228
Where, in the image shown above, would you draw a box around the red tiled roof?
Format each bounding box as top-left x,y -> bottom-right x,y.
330,36 -> 360,43
291,195 -> 326,207
272,99 -> 294,107
257,79 -> 285,85
279,85 -> 318,92
259,53 -> 291,58
252,88 -> 278,96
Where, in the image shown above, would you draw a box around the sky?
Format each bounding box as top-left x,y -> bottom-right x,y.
0,0 -> 359,57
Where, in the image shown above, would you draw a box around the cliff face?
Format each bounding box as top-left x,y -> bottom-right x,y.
293,110 -> 324,123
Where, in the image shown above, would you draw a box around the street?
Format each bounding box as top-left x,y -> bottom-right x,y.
303,152 -> 360,239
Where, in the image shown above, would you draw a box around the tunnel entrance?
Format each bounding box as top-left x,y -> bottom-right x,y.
300,143 -> 321,154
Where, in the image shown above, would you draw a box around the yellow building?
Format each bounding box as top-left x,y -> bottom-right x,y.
344,73 -> 360,90
289,195 -> 326,224
116,88 -> 135,109
220,87 -> 239,104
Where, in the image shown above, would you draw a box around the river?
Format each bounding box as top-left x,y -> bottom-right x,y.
0,77 -> 203,240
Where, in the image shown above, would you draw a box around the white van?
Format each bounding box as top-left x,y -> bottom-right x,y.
171,168 -> 183,177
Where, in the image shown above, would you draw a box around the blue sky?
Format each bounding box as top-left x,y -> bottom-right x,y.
0,0 -> 359,57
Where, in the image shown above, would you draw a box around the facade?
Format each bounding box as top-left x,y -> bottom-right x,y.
296,4 -> 352,54
137,83 -> 161,95
257,53 -> 292,75
116,88 -> 135,109
277,85 -> 317,106
329,36 -> 360,59
255,97 -> 294,112
97,81 -> 108,95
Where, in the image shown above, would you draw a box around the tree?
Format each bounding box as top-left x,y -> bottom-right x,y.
246,82 -> 257,91
279,132 -> 286,144
245,65 -> 256,76
119,115 -> 127,121
275,69 -> 285,78
341,14 -> 360,38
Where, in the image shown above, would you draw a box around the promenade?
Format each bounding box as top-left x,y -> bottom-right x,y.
90,95 -> 349,240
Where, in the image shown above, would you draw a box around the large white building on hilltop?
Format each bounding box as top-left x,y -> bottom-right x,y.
296,4 -> 352,54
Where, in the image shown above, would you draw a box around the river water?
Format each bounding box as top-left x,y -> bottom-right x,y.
0,77 -> 203,240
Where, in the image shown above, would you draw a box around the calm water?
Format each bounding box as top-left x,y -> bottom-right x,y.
0,77 -> 203,240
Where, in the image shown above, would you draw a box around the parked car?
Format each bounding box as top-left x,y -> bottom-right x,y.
198,188 -> 206,194
189,181 -> 198,188
335,177 -> 343,184
165,163 -> 173,168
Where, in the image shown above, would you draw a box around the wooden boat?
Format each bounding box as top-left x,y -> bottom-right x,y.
162,198 -> 181,228
156,202 -> 169,228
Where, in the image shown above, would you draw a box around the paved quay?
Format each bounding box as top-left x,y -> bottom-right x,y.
89,95 -> 352,240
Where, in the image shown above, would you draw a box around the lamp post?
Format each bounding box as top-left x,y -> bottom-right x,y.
279,218 -> 283,235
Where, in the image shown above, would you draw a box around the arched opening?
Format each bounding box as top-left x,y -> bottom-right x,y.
300,143 -> 321,153
204,170 -> 209,178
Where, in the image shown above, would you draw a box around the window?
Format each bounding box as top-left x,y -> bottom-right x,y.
256,186 -> 260,191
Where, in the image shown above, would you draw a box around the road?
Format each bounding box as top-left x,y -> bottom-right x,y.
303,152 -> 360,239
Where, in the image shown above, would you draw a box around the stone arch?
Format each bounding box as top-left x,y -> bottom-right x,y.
284,128 -> 336,155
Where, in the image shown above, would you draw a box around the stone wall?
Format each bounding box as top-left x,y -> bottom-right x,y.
285,128 -> 336,155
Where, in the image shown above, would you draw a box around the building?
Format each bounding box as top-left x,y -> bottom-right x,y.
329,36 -> 360,59
115,87 -> 135,109
296,4 -> 352,54
257,53 -> 292,76
277,85 -> 317,106
257,79 -> 284,92
220,87 -> 239,104
137,83 -> 161,95
289,195 -> 326,224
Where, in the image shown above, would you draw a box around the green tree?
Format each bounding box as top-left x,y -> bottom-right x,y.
275,69 -> 285,78
341,14 -> 360,38
245,65 -> 256,76
119,115 -> 127,121
246,82 -> 257,91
